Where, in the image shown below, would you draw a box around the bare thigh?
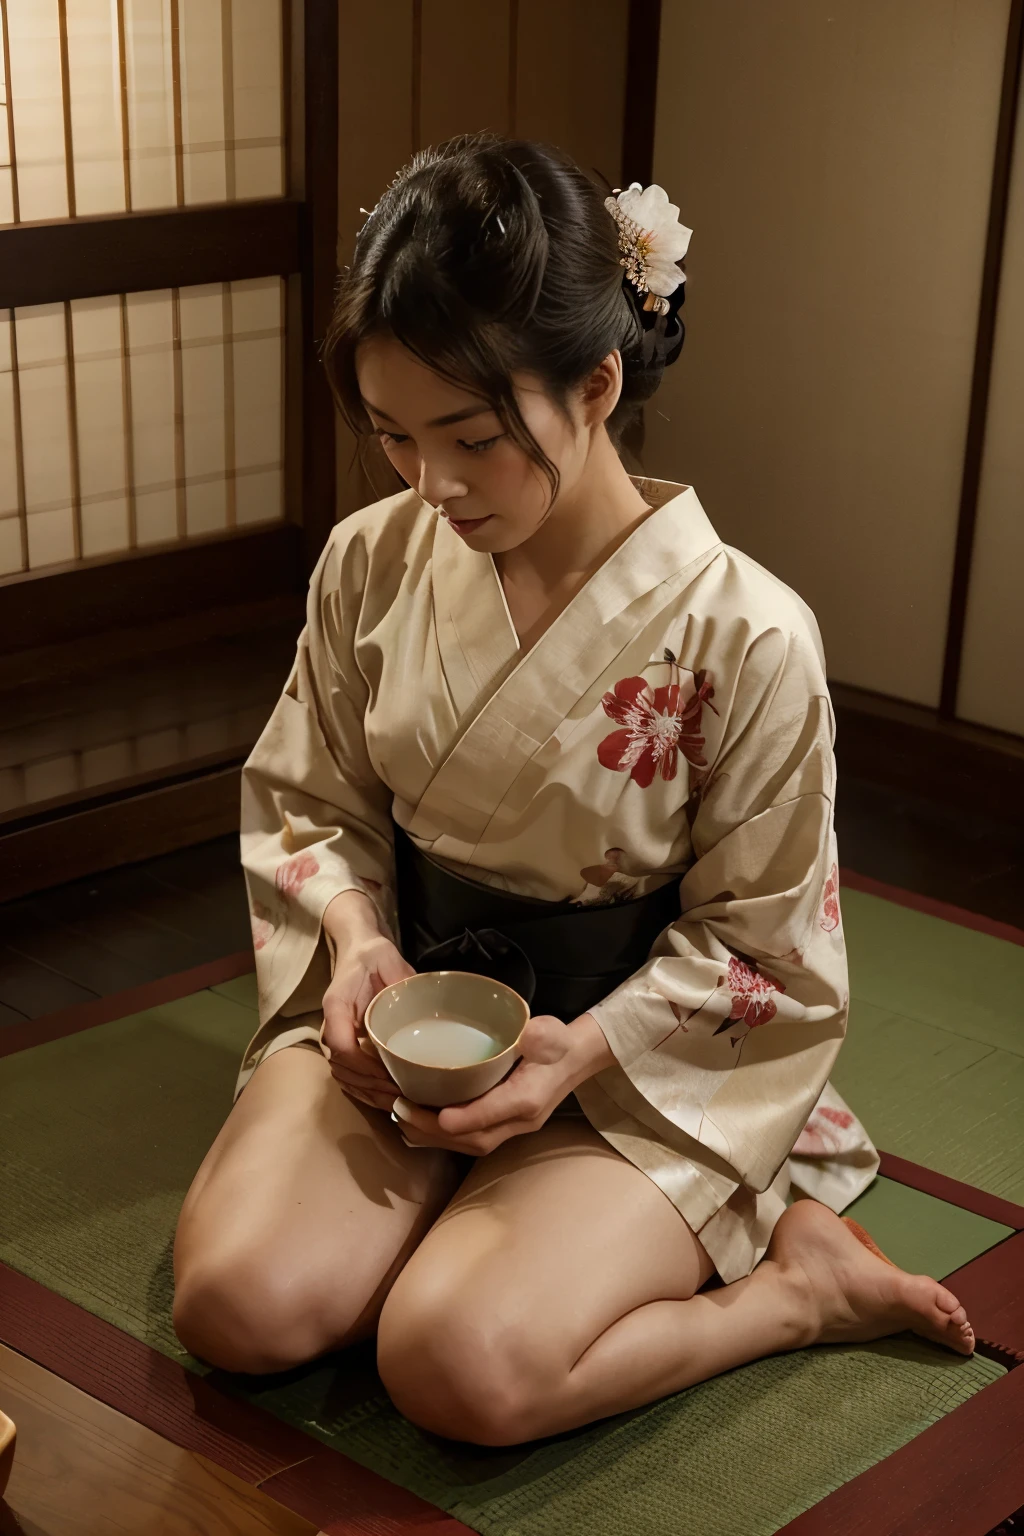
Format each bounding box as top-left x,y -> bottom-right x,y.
173,1045 -> 463,1373
377,1116 -> 715,1439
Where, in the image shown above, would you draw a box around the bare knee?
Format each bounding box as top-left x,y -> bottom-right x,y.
173,1252 -> 357,1375
377,1286 -> 547,1446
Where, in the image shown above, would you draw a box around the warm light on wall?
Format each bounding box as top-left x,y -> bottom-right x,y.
0,0 -> 285,225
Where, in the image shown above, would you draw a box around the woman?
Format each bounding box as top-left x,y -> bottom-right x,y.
173,133 -> 974,1447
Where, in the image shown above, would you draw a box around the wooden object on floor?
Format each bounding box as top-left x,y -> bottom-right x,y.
0,1343 -> 321,1536
0,1408 -> 13,1498
0,1263 -> 477,1535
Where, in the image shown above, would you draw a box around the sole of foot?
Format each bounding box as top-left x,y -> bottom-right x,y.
769,1199 -> 975,1356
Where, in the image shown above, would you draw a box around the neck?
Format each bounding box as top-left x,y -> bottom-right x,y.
496,429 -> 652,595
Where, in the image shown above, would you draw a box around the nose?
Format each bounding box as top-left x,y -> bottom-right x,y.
416,454 -> 467,510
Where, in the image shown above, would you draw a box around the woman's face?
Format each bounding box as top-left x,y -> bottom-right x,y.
355,333 -> 594,553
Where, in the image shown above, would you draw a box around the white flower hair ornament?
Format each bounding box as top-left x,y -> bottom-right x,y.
605,183 -> 692,372
604,183 -> 692,314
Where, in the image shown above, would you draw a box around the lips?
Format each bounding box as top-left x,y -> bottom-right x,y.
445,514 -> 493,535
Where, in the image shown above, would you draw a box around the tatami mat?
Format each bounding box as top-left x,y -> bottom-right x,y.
0,918 -> 1013,1536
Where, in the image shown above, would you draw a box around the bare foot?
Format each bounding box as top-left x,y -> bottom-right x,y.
767,1199 -> 975,1356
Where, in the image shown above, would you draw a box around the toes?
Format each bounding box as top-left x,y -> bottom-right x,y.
934,1285 -> 961,1316
949,1304 -> 967,1327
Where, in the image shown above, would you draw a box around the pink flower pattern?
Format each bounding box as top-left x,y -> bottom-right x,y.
275,852 -> 320,899
597,666 -> 716,789
719,956 -> 786,1030
792,1103 -> 857,1157
820,863 -> 841,932
250,900 -> 276,951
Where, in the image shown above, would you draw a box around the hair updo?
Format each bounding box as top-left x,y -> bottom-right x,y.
322,131 -> 686,496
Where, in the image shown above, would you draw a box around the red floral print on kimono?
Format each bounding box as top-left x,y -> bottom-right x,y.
597,651 -> 717,788
820,863 -> 841,932
714,956 -> 787,1045
275,852 -> 320,898
793,1103 -> 857,1157
250,900 -> 276,951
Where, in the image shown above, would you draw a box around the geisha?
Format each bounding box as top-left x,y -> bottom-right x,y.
172,132 -> 974,1444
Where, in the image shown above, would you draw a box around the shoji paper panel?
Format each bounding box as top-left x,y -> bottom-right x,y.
126,288 -> 179,546
0,278 -> 284,574
16,302 -> 75,568
66,0 -> 125,214
5,0 -> 68,221
123,0 -> 178,211
958,70 -> 1024,737
0,17 -> 14,223
0,0 -> 284,224
231,276 -> 283,526
230,0 -> 284,199
642,0 -> 1008,706
0,312 -> 22,574
70,296 -> 130,557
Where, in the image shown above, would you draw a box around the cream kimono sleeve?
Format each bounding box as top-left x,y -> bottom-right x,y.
583,624 -> 850,1224
235,531 -> 396,1094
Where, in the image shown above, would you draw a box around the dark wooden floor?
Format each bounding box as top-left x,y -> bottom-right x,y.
0,772 -> 1020,1021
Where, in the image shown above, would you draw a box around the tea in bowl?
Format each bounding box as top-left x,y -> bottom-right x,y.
364,970 -> 529,1108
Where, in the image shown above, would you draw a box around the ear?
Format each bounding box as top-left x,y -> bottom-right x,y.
577,350 -> 623,428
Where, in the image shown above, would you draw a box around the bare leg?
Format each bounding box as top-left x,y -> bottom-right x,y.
378,1120 -> 975,1445
173,1046 -> 463,1373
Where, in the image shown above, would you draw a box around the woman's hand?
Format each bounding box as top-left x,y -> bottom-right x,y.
392,1010 -> 615,1156
320,889 -> 411,1112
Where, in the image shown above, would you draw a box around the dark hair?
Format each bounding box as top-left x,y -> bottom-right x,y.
322,132 -> 686,498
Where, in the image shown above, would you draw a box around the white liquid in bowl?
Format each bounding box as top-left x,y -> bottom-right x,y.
386,1017 -> 503,1067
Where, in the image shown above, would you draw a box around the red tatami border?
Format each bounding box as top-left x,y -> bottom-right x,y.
839,867 -> 1024,948
2,1248 -> 1021,1536
0,950 -> 256,1059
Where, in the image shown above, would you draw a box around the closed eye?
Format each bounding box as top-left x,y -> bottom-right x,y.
460,434 -> 505,454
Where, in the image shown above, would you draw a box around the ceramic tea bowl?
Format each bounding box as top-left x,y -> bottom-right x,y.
364,970 -> 529,1108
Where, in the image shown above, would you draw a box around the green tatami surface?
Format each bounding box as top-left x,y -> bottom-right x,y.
1,880 -> 1020,1536
837,889 -> 1024,1204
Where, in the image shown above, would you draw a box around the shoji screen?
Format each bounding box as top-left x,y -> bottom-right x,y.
0,0 -> 287,575
641,0 -> 1009,707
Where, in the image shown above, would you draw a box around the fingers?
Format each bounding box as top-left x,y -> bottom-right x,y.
322,1006 -> 393,1088
337,1077 -> 398,1113
392,1098 -> 522,1157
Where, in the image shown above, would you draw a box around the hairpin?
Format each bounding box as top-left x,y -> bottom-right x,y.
604,183 -> 692,316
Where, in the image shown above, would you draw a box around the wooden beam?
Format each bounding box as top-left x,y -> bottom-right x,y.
0,200 -> 302,308
0,764 -> 244,903
939,0 -> 1024,717
831,680 -> 1024,827
623,0 -> 663,185
0,524 -> 302,655
298,0 -> 340,574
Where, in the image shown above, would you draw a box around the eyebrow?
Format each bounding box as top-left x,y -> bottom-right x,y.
361,399 -> 495,429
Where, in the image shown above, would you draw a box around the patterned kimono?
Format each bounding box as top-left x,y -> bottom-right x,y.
238,475 -> 879,1283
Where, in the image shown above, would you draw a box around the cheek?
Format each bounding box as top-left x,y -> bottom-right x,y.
485,443 -> 551,520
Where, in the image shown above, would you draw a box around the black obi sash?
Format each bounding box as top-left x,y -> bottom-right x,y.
393,826 -> 681,1020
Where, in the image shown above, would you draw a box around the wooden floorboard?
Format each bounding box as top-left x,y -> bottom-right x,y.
0,1265 -> 476,1536
0,1343 -> 322,1536
0,944 -> 98,1019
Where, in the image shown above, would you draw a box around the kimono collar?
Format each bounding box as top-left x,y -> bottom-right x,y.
430,476 -> 721,721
